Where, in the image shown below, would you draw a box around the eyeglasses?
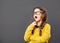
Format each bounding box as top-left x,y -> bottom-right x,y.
34,11 -> 42,15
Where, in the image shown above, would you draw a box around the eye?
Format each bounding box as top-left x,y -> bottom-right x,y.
34,11 -> 42,14
34,12 -> 37,14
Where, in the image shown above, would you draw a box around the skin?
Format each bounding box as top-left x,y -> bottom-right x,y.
32,8 -> 43,26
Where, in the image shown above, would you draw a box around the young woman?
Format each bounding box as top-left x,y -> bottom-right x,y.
24,6 -> 51,43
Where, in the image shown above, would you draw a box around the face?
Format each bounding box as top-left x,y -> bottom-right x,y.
33,8 -> 43,22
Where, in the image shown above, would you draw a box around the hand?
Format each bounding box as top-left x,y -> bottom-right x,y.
31,21 -> 37,25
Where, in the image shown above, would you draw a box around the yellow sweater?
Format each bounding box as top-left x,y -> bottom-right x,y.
24,23 -> 51,43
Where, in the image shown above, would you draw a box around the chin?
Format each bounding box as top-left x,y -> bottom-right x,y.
36,20 -> 39,22
35,19 -> 41,22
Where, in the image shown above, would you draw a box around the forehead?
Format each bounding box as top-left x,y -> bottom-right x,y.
34,8 -> 41,12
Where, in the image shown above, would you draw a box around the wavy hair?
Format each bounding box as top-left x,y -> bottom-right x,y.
32,6 -> 48,36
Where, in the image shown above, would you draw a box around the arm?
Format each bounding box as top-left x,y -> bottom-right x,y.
24,24 -> 35,41
30,24 -> 51,42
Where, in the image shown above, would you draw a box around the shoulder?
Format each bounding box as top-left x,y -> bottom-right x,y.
45,23 -> 51,28
46,23 -> 51,26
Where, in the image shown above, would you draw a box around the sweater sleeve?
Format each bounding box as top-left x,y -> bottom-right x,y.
24,24 -> 35,42
30,24 -> 51,42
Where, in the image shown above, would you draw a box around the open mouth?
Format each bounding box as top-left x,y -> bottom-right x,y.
35,16 -> 37,19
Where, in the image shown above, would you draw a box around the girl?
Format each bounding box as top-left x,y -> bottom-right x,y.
24,6 -> 51,43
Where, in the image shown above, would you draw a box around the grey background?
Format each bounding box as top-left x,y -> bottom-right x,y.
0,0 -> 60,43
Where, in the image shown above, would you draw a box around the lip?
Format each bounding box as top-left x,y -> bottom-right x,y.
35,16 -> 37,18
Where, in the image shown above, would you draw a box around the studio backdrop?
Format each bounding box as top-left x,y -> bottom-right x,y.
0,0 -> 60,43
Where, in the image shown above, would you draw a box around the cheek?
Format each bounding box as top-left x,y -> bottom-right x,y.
38,15 -> 42,19
33,15 -> 36,18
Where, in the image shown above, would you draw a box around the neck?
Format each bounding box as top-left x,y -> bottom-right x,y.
36,21 -> 42,26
